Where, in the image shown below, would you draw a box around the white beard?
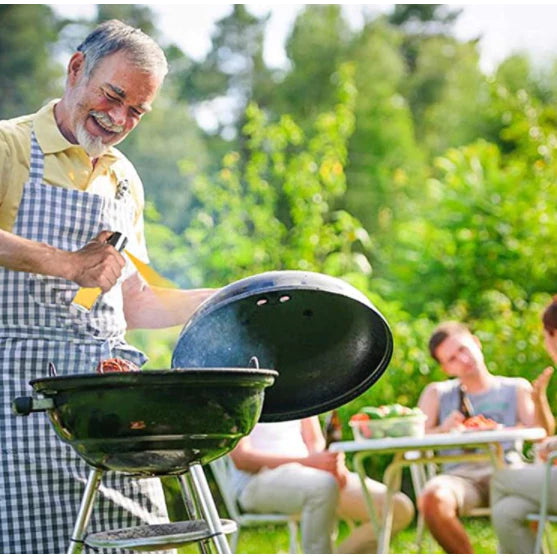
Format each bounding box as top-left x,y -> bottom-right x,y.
75,120 -> 107,158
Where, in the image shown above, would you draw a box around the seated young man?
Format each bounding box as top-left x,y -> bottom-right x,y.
229,416 -> 414,553
491,298 -> 557,553
417,321 -> 548,553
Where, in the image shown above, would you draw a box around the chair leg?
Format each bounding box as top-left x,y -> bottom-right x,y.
230,529 -> 239,553
288,520 -> 299,553
537,521 -> 555,554
533,520 -> 544,554
415,511 -> 425,553
546,525 -> 554,554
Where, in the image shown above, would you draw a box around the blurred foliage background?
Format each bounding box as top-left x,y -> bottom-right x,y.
3,3 -> 557,481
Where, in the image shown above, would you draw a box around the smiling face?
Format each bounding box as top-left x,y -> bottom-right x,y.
434,331 -> 485,379
57,50 -> 162,157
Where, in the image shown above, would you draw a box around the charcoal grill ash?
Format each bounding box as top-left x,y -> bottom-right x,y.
13,270 -> 393,553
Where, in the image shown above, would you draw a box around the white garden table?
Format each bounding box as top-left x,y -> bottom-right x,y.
330,427 -> 546,553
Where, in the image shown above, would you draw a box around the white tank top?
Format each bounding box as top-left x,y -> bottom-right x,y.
248,420 -> 309,457
230,419 -> 309,496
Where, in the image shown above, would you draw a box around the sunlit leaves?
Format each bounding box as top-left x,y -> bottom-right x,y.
181,63 -> 370,287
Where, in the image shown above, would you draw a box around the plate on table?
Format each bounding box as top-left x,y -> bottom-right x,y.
460,415 -> 502,433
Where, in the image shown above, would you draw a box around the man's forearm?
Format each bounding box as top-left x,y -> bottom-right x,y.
0,228 -> 71,277
122,273 -> 216,329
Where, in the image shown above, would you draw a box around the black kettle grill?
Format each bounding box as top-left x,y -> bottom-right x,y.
13,271 -> 393,553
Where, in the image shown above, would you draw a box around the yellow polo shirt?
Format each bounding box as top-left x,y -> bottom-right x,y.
0,99 -> 147,257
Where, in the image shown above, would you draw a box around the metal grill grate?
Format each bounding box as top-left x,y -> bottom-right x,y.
85,519 -> 237,551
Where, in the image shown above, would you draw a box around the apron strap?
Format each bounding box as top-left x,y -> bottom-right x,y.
29,131 -> 45,183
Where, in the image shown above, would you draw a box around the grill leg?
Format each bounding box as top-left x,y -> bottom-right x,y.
67,468 -> 103,554
188,463 -> 232,554
179,473 -> 211,554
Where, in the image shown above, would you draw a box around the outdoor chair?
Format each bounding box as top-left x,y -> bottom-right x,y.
526,449 -> 557,553
209,455 -> 300,553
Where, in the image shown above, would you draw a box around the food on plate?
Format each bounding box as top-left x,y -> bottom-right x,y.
349,404 -> 426,439
96,357 -> 140,374
462,414 -> 499,430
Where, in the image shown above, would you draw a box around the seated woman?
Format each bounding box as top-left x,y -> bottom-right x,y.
491,297 -> 557,553
229,416 -> 414,553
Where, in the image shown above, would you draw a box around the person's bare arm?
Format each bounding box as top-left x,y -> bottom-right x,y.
121,271 -> 216,329
229,435 -> 344,477
418,383 -> 441,432
531,367 -> 555,435
300,416 -> 349,487
418,383 -> 465,433
516,377 -> 540,427
0,228 -> 126,292
301,416 -> 326,453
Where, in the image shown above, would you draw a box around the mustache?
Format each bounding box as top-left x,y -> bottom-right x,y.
89,110 -> 124,133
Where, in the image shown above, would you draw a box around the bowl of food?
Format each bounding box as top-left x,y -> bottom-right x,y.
349,404 -> 426,440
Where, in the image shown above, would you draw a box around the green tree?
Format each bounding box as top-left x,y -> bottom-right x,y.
388,137 -> 557,317
178,5 -> 274,143
0,5 -> 65,118
276,5 -> 351,126
405,35 -> 490,155
183,64 -> 371,289
388,4 -> 461,29
343,19 -> 426,262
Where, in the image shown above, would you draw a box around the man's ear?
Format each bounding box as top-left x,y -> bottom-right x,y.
472,334 -> 482,350
67,52 -> 86,86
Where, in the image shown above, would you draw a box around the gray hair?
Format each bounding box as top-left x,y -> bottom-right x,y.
77,19 -> 168,81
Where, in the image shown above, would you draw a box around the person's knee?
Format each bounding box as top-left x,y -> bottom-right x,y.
304,471 -> 340,507
492,495 -> 531,527
419,484 -> 458,519
392,492 -> 415,530
491,499 -> 512,532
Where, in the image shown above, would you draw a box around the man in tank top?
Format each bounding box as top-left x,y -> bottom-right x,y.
417,321 -> 549,553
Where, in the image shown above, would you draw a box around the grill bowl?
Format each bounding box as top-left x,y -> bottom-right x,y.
28,368 -> 277,476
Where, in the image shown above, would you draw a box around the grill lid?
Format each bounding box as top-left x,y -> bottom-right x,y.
172,271 -> 393,422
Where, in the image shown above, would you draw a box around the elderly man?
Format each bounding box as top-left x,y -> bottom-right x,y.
0,20 -> 214,552
417,321 -> 546,553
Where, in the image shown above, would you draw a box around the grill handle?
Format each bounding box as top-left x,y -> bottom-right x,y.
12,396 -> 54,416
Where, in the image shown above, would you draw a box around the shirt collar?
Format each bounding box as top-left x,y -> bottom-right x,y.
33,99 -> 118,162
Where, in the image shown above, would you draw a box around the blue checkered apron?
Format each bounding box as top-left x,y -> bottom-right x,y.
0,132 -> 169,553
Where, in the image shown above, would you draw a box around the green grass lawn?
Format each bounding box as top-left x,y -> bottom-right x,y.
164,475 -> 556,554
177,518 -> 556,553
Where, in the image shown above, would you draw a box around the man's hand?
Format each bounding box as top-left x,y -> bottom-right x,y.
67,231 -> 126,292
533,367 -> 554,401
439,410 -> 466,432
304,451 -> 349,487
